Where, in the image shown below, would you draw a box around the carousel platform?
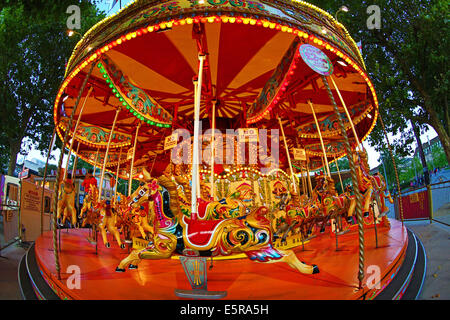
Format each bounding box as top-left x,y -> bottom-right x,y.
18,219 -> 426,300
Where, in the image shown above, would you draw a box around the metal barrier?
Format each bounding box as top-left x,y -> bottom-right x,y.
392,180 -> 450,224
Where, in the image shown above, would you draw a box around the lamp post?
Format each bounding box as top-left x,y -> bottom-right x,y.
335,6 -> 349,22
67,30 -> 82,38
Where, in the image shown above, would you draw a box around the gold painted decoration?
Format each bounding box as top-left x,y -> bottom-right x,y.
99,56 -> 173,128
297,101 -> 372,138
305,140 -> 354,157
59,117 -> 132,148
247,37 -> 301,123
64,0 -> 364,78
79,150 -> 128,167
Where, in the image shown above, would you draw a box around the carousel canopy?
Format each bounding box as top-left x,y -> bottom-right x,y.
54,0 -> 378,178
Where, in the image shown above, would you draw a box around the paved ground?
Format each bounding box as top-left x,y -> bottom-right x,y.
0,242 -> 27,300
405,219 -> 450,300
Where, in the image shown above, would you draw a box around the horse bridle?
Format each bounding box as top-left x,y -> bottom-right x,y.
128,185 -> 149,207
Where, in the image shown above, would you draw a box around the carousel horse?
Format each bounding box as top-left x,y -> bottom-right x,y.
97,200 -> 126,249
79,185 -> 125,248
273,191 -> 321,241
129,200 -> 154,240
79,185 -> 101,228
57,178 -> 77,226
312,174 -> 355,233
115,169 -> 319,275
350,149 -> 394,222
275,174 -> 353,239
114,193 -> 135,239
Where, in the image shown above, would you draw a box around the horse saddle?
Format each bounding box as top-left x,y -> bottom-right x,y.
182,198 -> 225,248
183,218 -> 225,248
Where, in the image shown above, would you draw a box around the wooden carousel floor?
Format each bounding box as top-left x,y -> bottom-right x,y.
33,219 -> 407,300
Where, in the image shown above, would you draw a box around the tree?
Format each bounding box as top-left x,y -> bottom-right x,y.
0,1 -> 105,175
431,143 -> 449,169
309,0 -> 449,163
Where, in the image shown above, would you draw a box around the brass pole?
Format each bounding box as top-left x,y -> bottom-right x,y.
93,148 -> 100,177
128,123 -> 141,196
114,147 -> 123,201
308,100 -> 331,178
299,162 -> 307,197
278,117 -> 298,194
71,143 -> 80,179
306,157 -> 314,197
72,143 -> 80,222
64,87 -> 93,180
322,75 -> 365,289
99,107 -> 121,202
329,76 -> 361,150
210,100 -> 217,200
51,62 -> 95,280
378,113 -> 404,225
192,55 -> 206,215
333,154 -> 345,193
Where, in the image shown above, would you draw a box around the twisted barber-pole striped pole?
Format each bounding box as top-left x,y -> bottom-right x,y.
51,63 -> 95,280
40,128 -> 56,236
378,113 -> 404,224
322,76 -> 365,289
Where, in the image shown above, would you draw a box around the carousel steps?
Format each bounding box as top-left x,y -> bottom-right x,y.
18,243 -> 59,300
401,231 -> 426,300
18,227 -> 427,300
373,229 -> 426,300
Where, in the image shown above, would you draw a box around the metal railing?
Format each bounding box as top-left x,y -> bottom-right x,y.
389,179 -> 450,224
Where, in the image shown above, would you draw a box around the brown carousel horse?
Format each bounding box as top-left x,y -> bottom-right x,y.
273,173 -> 355,241
114,193 -> 140,241
115,169 -> 319,275
79,185 -> 125,248
79,184 -> 100,227
313,174 -> 355,233
97,199 -> 126,249
349,149 -> 394,224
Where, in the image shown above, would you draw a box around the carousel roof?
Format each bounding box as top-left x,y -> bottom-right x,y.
54,0 -> 378,178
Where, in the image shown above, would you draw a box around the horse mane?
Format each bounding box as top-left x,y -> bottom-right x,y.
157,175 -> 182,219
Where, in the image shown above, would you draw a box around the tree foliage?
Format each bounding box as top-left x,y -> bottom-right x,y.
309,0 -> 449,162
0,0 -> 105,175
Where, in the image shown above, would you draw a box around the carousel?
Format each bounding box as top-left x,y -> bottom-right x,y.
19,0 -> 426,300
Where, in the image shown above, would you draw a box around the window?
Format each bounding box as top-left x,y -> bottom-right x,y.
6,183 -> 19,202
44,196 -> 51,213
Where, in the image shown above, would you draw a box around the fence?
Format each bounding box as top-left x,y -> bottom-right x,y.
392,180 -> 450,224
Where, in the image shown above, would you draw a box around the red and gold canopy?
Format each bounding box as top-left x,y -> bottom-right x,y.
54,0 -> 378,178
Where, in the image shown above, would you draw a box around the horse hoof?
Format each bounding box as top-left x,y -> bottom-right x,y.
129,264 -> 138,270
312,265 -> 320,274
115,267 -> 126,273
105,242 -> 110,248
120,244 -> 126,249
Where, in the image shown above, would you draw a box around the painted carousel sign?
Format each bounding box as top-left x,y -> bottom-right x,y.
100,56 -> 173,127
66,0 -> 362,76
59,117 -> 132,148
299,44 -> 333,76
